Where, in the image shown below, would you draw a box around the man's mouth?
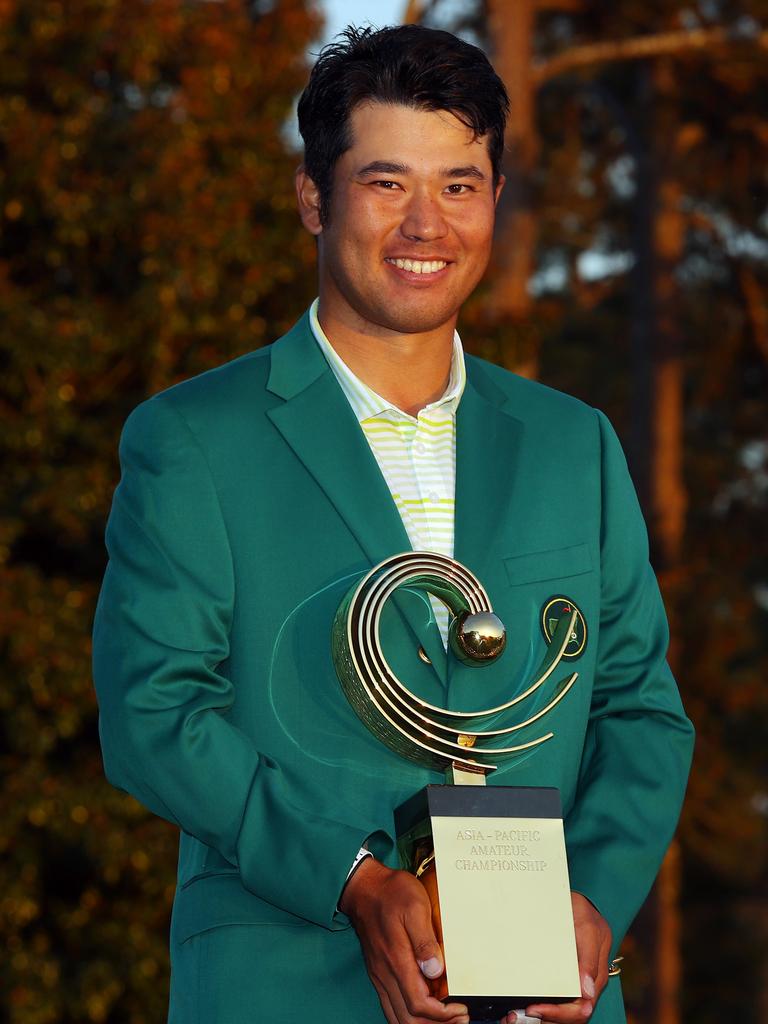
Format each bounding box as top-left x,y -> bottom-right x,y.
384,258 -> 448,275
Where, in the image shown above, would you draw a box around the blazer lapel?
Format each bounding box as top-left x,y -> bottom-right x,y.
447,363 -> 525,704
266,314 -> 448,682
453,361 -> 524,586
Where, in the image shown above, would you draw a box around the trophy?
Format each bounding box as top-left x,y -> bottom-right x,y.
332,551 -> 583,1019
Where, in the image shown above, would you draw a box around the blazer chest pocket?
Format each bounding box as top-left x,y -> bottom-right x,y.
503,543 -> 592,587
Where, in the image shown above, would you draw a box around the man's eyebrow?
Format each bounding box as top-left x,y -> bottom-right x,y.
356,161 -> 410,176
440,165 -> 487,181
354,161 -> 488,181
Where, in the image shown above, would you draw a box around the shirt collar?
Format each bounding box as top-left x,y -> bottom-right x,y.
308,297 -> 466,424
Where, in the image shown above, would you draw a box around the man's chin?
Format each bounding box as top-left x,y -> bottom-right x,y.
370,305 -> 461,336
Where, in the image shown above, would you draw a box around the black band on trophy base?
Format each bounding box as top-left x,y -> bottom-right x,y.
450,993 -> 572,1019
395,785 -> 563,836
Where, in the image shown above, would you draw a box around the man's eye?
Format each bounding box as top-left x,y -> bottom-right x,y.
373,180 -> 400,190
445,183 -> 473,194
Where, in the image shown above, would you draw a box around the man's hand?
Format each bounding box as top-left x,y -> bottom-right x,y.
499,893 -> 612,1024
339,857 -> 470,1024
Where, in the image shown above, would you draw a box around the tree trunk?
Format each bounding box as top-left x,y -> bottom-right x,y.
628,59 -> 687,1024
486,0 -> 539,377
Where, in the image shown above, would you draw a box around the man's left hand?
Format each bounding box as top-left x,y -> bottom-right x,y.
499,892 -> 612,1024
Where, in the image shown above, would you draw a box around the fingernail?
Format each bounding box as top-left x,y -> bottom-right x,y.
510,1013 -> 541,1023
583,974 -> 596,998
418,956 -> 442,978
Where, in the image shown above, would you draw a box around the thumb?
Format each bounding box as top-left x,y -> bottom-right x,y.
577,941 -> 597,1002
581,971 -> 596,1001
417,950 -> 444,979
410,931 -> 444,979
409,863 -> 444,979
572,896 -> 600,1001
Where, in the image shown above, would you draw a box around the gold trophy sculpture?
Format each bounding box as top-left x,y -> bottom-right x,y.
332,551 -> 584,1019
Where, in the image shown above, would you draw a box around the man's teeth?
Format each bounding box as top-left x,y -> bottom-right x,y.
387,258 -> 447,274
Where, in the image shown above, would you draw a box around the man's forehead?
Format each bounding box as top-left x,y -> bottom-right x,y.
344,100 -> 491,166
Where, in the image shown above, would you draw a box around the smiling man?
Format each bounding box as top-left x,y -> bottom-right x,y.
93,25 -> 693,1024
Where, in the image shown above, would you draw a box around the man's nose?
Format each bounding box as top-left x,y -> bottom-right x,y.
400,190 -> 448,242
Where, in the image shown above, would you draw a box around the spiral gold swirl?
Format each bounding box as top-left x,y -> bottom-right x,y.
332,552 -> 579,774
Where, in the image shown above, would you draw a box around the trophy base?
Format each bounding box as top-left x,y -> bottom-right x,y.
395,785 -> 581,1010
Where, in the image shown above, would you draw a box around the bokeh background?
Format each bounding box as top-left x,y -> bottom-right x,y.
1,1 -> 767,1021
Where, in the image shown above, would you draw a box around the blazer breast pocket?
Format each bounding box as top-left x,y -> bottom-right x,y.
503,543 -> 593,587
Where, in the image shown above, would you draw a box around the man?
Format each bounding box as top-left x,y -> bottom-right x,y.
93,24 -> 694,1024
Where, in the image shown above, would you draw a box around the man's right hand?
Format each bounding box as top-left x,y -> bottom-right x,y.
339,857 -> 470,1024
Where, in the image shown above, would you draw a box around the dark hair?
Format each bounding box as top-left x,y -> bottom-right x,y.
297,24 -> 509,224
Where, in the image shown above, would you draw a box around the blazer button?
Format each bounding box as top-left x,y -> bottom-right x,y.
417,646 -> 432,665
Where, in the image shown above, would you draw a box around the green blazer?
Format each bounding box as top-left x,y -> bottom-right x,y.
93,313 -> 694,1023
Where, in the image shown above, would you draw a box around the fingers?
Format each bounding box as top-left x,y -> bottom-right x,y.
572,911 -> 598,1004
570,891 -> 613,1005
524,997 -> 593,1023
502,999 -> 595,1024
375,977 -> 468,1024
391,879 -> 470,1020
414,860 -> 444,986
374,979 -> 401,1024
350,862 -> 468,1024
377,959 -> 468,1024
593,927 -> 612,1000
387,941 -> 467,1022
391,983 -> 469,1024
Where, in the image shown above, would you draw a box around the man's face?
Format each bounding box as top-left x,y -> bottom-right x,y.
298,101 -> 503,338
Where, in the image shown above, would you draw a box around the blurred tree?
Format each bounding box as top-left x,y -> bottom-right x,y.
526,18 -> 768,1020
0,0 -> 319,1020
2,0 -> 767,1020
411,1 -> 768,1021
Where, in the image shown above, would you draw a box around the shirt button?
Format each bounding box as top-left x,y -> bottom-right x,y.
428,491 -> 440,502
415,442 -> 426,454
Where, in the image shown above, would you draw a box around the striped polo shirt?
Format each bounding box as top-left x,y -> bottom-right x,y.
309,299 -> 465,644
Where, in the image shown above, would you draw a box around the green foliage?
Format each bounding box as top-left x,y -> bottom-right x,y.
0,0 -> 319,1019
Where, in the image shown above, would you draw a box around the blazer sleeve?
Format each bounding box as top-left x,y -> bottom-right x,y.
92,395 -> 393,930
564,409 -> 695,950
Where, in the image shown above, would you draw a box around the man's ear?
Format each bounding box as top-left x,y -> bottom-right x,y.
295,167 -> 323,236
494,174 -> 506,206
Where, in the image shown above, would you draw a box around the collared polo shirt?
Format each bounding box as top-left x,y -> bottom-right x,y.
309,298 -> 466,644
